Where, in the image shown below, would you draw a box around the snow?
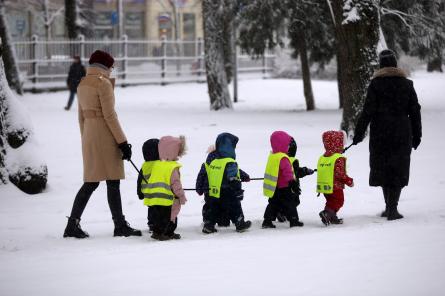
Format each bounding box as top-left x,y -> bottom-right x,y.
1,72 -> 445,295
342,0 -> 361,25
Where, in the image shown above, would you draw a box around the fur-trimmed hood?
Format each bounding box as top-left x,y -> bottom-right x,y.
372,67 -> 407,79
158,135 -> 186,161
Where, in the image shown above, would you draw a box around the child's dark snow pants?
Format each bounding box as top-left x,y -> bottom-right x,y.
204,193 -> 244,227
150,205 -> 171,235
264,187 -> 299,222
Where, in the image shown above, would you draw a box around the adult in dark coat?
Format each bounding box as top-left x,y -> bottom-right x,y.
353,49 -> 422,221
64,55 -> 86,110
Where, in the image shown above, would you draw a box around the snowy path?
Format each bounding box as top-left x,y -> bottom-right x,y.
1,73 -> 444,296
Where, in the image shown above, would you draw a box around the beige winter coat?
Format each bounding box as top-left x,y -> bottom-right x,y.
77,66 -> 127,182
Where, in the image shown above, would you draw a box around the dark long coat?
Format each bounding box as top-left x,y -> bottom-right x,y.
354,67 -> 422,187
67,62 -> 86,92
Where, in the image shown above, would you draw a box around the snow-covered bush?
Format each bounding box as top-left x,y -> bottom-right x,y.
0,56 -> 47,194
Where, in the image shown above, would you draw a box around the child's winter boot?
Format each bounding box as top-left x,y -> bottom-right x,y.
202,224 -> 218,234
330,215 -> 343,225
113,216 -> 142,237
63,217 -> 89,239
151,232 -> 171,241
290,219 -> 304,227
319,210 -> 331,226
262,220 -> 276,229
236,220 -> 252,232
276,212 -> 287,223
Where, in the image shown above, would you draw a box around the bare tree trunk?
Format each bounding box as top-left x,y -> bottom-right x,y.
202,0 -> 233,110
223,0 -> 234,84
0,0 -> 23,95
330,0 -> 379,135
296,29 -> 315,111
65,0 -> 78,39
0,45 -> 6,183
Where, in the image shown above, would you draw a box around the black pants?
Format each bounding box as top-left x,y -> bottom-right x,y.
382,186 -> 402,209
202,196 -> 231,226
147,207 -> 153,227
204,194 -> 244,227
150,205 -> 172,235
66,90 -> 76,109
69,180 -> 123,221
264,187 -> 299,222
165,218 -> 178,236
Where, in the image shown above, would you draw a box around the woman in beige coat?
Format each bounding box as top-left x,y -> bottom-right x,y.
64,50 -> 141,239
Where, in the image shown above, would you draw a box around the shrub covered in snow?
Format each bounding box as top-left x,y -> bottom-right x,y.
0,56 -> 47,194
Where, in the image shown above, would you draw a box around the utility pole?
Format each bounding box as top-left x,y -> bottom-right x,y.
117,0 -> 124,38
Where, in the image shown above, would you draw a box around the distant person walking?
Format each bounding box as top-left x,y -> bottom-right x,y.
353,49 -> 422,221
64,50 -> 141,238
64,55 -> 86,111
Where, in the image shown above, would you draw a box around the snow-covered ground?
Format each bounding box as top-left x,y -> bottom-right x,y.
1,72 -> 444,296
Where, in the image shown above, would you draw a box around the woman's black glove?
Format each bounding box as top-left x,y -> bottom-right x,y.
118,142 -> 132,161
412,137 -> 421,150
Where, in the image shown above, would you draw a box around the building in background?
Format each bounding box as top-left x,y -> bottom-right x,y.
5,0 -> 203,40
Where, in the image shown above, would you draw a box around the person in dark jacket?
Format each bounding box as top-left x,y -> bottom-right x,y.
64,55 -> 86,110
275,137 -> 315,223
196,146 -> 250,227
197,133 -> 251,234
137,139 -> 160,232
353,49 -> 422,221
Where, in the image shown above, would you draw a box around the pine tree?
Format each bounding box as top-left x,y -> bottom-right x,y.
202,0 -> 233,110
238,0 -> 335,111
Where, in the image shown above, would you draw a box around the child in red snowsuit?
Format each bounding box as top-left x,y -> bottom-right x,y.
318,131 -> 354,225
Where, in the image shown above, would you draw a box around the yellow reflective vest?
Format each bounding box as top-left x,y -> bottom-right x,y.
263,152 -> 292,198
142,160 -> 182,207
316,153 -> 344,194
205,158 -> 240,198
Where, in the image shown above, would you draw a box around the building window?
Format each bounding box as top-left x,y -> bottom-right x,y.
125,11 -> 144,39
94,11 -> 114,39
182,13 -> 195,41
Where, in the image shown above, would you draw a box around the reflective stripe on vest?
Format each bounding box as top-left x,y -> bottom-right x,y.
142,160 -> 182,207
316,153 -> 344,194
263,152 -> 292,198
204,158 -> 239,198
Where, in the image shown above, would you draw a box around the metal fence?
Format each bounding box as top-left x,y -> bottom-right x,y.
12,35 -> 276,91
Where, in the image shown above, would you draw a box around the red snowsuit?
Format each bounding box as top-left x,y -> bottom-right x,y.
321,131 -> 353,213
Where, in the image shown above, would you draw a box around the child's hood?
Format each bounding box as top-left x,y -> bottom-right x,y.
215,133 -> 238,159
159,135 -> 186,161
270,131 -> 291,154
142,138 -> 159,161
322,131 -> 345,155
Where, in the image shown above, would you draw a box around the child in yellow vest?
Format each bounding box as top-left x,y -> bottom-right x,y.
137,138 -> 160,232
316,131 -> 354,226
141,136 -> 187,240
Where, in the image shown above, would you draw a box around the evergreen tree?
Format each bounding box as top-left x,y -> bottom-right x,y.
238,0 -> 335,111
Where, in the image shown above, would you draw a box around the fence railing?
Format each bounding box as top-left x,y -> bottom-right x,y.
12,35 -> 276,91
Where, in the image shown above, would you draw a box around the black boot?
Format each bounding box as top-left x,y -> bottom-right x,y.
330,215 -> 343,225
276,211 -> 287,223
319,210 -> 332,226
202,224 -> 218,234
236,220 -> 251,232
63,217 -> 89,238
151,232 -> 171,241
381,187 -> 389,217
290,220 -> 304,227
113,216 -> 142,237
262,220 -> 276,229
387,187 -> 404,221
